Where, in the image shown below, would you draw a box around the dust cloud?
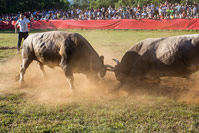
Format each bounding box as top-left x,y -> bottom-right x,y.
1,51 -> 199,105
0,56 -> 115,105
0,50 -> 123,106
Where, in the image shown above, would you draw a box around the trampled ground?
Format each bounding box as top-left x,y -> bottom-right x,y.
0,29 -> 199,132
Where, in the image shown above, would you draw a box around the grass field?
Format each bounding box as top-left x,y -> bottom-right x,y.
1,29 -> 199,132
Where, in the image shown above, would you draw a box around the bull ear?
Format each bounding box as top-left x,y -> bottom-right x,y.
100,56 -> 104,62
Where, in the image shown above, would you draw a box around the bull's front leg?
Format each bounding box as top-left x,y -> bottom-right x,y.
18,58 -> 33,83
60,58 -> 75,92
62,65 -> 75,92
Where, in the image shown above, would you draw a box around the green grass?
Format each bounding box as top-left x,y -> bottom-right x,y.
0,49 -> 16,62
0,29 -> 199,132
0,93 -> 199,132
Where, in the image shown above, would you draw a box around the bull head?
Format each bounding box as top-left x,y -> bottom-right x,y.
105,59 -> 126,82
89,55 -> 106,80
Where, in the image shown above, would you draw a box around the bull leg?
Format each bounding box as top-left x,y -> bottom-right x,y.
66,74 -> 75,92
38,63 -> 46,78
19,58 -> 33,83
59,56 -> 75,92
61,65 -> 75,92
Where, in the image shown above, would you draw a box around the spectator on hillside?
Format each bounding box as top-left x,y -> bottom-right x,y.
193,4 -> 198,18
1,2 -> 199,21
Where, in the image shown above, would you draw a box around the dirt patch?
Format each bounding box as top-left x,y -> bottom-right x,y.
0,54 -> 199,105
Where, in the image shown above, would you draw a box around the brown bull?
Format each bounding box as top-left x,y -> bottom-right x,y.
17,31 -> 107,91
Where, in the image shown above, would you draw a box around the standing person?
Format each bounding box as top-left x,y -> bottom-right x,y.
15,13 -> 32,53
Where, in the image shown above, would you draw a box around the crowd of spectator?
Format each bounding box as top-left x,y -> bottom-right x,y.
0,1 -> 199,21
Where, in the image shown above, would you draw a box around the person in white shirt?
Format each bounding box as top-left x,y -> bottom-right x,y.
15,13 -> 32,53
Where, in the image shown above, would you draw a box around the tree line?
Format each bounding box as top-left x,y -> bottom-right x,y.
0,0 -> 70,15
0,0 -> 197,15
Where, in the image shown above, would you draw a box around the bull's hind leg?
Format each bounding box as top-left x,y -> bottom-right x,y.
19,58 -> 33,83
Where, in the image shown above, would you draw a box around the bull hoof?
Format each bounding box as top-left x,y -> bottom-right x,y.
69,88 -> 76,93
15,75 -> 20,82
19,80 -> 25,84
69,89 -> 73,93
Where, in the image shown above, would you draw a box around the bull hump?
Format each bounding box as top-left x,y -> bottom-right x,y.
129,38 -> 164,55
130,34 -> 199,64
29,31 -> 98,55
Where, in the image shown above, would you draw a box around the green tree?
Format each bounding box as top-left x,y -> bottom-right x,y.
89,0 -> 118,9
0,0 -> 70,15
43,0 -> 69,10
73,0 -> 89,9
0,0 -> 6,14
115,0 -> 134,8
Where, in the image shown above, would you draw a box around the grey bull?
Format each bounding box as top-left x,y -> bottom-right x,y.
17,31 -> 107,91
107,34 -> 199,89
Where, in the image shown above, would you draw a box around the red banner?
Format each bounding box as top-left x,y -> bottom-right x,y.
1,19 -> 199,30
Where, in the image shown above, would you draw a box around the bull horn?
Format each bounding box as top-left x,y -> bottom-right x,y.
112,59 -> 120,65
105,65 -> 115,71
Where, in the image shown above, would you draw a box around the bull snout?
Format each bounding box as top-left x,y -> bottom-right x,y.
97,67 -> 107,80
97,72 -> 105,80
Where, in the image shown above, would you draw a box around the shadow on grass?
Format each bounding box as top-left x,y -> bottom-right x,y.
121,77 -> 199,100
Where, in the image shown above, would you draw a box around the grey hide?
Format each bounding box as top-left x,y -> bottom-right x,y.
18,31 -> 106,91
112,34 -> 199,88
